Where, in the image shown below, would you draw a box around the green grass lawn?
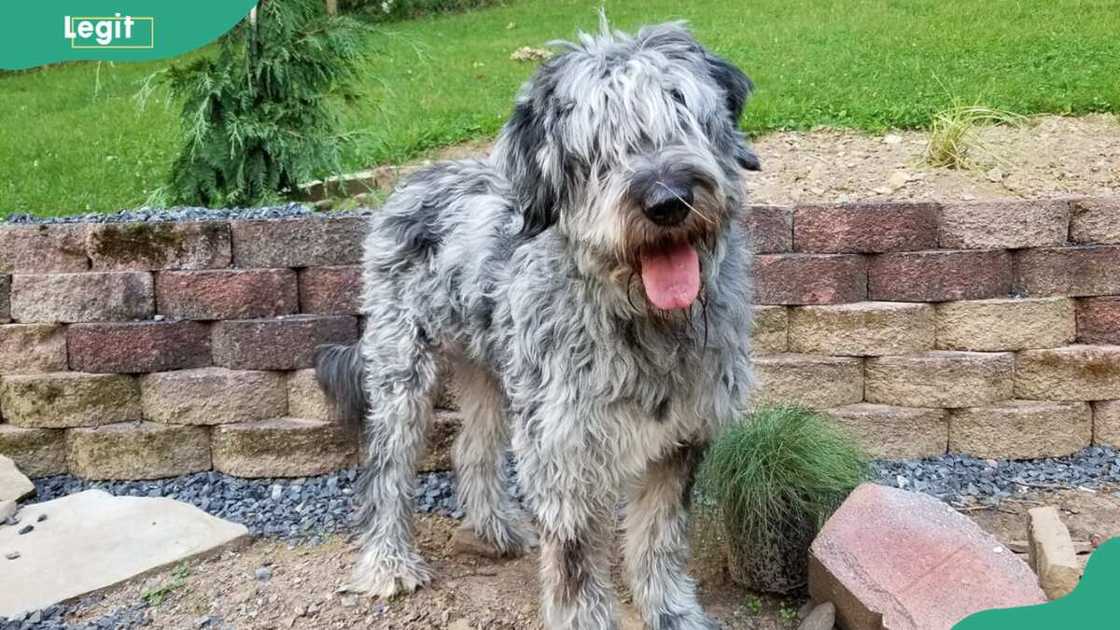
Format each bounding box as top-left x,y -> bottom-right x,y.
2,0 -> 1118,216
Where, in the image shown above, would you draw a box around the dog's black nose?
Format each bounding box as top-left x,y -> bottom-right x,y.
643,183 -> 693,226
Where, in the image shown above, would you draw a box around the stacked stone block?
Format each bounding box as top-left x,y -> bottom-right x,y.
0,218 -> 374,480
1,197 -> 1118,480
747,197 -> 1120,460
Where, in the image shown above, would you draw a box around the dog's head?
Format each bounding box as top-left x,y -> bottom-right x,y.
494,21 -> 758,313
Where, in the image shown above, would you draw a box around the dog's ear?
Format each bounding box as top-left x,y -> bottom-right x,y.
734,137 -> 762,172
705,54 -> 761,171
704,52 -> 753,124
505,100 -> 560,238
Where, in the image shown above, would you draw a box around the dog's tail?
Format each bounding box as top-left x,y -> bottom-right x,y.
314,343 -> 368,431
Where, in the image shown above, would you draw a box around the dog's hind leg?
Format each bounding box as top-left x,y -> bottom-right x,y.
623,445 -> 717,630
451,359 -> 537,557
346,316 -> 440,599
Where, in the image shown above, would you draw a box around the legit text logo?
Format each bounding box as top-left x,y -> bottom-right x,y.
64,14 -> 154,49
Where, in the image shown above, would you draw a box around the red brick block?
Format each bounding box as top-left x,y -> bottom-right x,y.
0,274 -> 8,323
1069,197 -> 1120,245
0,225 -> 88,273
752,254 -> 867,305
794,202 -> 939,253
299,266 -> 362,315
157,269 -> 298,320
810,484 -> 1045,630
1015,246 -> 1120,297
231,217 -> 366,268
0,324 -> 68,373
86,221 -> 232,271
939,200 -> 1069,249
68,321 -> 211,373
10,272 -> 154,323
744,205 -> 792,253
869,249 -> 1012,302
1077,297 -> 1120,345
212,315 -> 358,370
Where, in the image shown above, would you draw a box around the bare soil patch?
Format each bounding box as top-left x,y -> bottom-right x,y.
966,484 -> 1120,570
747,114 -> 1120,205
67,513 -> 796,630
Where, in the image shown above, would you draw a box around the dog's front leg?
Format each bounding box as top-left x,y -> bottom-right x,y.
515,425 -> 620,629
623,444 -> 719,630
537,502 -> 619,629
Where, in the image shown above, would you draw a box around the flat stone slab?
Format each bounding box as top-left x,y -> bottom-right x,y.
809,483 -> 1046,630
0,490 -> 248,618
0,455 -> 34,502
1028,506 -> 1082,600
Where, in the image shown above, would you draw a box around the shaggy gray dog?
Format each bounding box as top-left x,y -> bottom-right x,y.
316,20 -> 757,630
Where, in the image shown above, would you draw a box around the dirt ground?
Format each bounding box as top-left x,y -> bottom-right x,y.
746,114 -> 1120,205
69,511 -> 801,629
344,114 -> 1120,207
65,485 -> 1120,629
967,484 -> 1120,570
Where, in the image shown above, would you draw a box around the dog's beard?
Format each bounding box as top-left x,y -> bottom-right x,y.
624,267 -> 713,352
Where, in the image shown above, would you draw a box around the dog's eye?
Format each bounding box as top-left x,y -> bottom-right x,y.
669,89 -> 685,105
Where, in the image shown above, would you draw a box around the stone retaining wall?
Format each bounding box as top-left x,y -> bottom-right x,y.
1,197 -> 1118,479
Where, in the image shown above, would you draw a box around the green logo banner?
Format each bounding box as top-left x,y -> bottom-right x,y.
1,1 -> 258,70
955,536 -> 1120,629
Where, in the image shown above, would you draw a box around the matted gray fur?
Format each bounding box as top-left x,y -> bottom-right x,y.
316,18 -> 756,630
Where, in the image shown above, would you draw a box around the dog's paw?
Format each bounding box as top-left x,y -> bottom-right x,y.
452,519 -> 538,559
493,515 -> 539,556
651,609 -> 723,630
345,553 -> 431,600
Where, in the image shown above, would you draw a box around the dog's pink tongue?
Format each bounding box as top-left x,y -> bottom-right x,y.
640,241 -> 700,310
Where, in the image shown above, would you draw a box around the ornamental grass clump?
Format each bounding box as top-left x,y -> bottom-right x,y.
697,404 -> 868,593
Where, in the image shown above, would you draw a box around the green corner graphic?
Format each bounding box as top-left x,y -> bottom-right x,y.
955,537 -> 1120,629
2,2 -> 258,70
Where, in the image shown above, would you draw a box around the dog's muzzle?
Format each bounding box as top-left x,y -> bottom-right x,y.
641,178 -> 695,227
640,180 -> 689,226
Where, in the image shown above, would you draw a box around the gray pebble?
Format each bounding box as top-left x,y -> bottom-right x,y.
255,566 -> 273,581
797,602 -> 834,630
4,552 -> 18,560
17,525 -> 32,535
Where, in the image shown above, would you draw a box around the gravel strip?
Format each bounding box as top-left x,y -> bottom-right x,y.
14,446 -> 1120,540
23,469 -> 462,541
0,204 -> 372,225
872,445 -> 1120,506
0,600 -> 148,630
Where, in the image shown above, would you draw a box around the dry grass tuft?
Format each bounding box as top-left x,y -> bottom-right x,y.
925,104 -> 1027,169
